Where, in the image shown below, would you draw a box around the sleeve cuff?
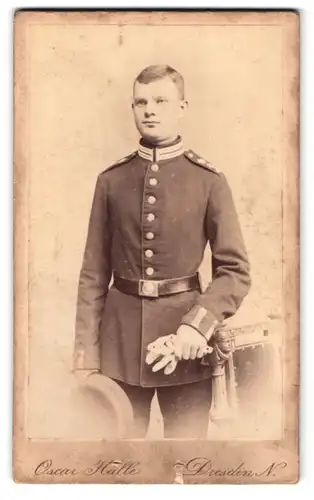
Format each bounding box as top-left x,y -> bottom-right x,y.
73,345 -> 100,371
180,305 -> 220,341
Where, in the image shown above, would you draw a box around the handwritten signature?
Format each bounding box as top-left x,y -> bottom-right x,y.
34,459 -> 141,477
33,457 -> 288,479
183,458 -> 288,477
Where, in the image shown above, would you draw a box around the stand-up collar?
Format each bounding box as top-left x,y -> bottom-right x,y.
138,136 -> 184,162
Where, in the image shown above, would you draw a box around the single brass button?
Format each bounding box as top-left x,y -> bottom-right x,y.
148,196 -> 156,205
147,213 -> 155,222
149,178 -> 158,186
146,232 -> 154,240
151,163 -> 159,172
145,249 -> 154,258
145,267 -> 154,276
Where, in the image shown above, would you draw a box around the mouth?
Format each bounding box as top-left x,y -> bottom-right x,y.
142,121 -> 160,126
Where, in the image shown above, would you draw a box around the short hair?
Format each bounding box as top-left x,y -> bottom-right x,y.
134,65 -> 185,99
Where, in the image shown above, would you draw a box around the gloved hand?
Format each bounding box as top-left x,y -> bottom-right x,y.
145,333 -> 213,375
174,324 -> 209,360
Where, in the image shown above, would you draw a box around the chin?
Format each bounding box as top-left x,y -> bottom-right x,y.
140,131 -> 162,144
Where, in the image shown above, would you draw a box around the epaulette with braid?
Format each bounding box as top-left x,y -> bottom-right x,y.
105,151 -> 137,172
184,150 -> 221,175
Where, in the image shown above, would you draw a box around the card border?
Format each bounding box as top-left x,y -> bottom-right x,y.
13,9 -> 300,484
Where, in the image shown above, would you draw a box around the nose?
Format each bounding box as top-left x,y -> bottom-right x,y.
144,100 -> 157,117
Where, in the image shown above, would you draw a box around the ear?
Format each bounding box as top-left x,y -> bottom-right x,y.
179,100 -> 188,119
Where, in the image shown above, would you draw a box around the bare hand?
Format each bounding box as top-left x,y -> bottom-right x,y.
174,324 -> 208,360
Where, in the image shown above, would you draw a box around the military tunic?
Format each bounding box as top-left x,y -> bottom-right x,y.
74,137 -> 251,387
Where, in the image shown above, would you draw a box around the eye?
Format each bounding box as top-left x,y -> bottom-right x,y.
156,98 -> 168,104
135,99 -> 146,107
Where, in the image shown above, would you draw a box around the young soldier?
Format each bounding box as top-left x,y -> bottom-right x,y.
74,65 -> 251,439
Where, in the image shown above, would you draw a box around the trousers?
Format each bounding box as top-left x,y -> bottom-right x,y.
115,378 -> 212,439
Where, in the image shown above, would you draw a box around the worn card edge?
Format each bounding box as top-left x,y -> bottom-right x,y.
12,9 -> 300,484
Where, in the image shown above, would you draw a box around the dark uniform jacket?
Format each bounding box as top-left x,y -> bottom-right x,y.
74,137 -> 251,387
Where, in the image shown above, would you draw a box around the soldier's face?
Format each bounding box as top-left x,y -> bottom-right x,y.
132,77 -> 187,145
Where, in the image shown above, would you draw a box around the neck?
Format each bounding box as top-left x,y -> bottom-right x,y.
141,135 -> 180,148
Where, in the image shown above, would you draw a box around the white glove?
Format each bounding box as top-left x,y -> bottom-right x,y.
145,334 -> 213,375
146,334 -> 177,374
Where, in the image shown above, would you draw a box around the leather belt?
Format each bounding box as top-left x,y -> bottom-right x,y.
113,273 -> 201,298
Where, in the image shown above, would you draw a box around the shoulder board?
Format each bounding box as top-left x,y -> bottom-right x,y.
184,150 -> 221,175
105,151 -> 137,172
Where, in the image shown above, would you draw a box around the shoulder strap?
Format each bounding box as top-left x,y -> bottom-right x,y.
106,151 -> 137,172
184,150 -> 221,175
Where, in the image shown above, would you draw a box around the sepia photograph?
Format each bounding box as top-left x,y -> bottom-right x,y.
13,10 -> 299,483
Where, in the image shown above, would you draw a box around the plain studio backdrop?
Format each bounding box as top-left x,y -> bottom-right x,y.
26,22 -> 283,439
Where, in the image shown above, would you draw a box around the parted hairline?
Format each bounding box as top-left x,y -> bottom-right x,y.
134,65 -> 185,99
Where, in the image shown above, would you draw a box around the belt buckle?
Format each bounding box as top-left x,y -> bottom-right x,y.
139,279 -> 159,298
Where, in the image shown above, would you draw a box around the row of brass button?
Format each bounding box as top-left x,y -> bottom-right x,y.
144,163 -> 159,278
